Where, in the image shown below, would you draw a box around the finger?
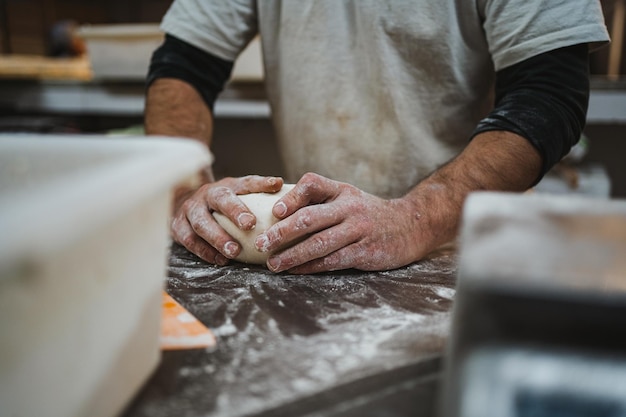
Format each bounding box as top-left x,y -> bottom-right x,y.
184,197 -> 242,260
255,203 -> 345,254
288,243 -> 367,274
265,225 -> 359,273
273,173 -> 341,219
171,213 -> 229,266
218,175 -> 284,195
206,186 -> 257,231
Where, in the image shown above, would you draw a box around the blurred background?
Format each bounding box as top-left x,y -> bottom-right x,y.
0,0 -> 624,196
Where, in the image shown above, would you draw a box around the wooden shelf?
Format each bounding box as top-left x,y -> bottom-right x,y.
0,54 -> 92,80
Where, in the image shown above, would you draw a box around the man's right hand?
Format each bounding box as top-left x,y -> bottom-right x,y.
172,175 -> 284,265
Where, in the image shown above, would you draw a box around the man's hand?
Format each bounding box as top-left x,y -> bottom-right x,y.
254,173 -> 430,274
255,131 -> 542,274
172,175 -> 284,265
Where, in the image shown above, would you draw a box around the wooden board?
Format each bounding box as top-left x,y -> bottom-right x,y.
0,54 -> 93,80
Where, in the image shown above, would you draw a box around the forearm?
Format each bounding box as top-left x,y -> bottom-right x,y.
403,130 -> 542,247
145,78 -> 216,211
404,44 -> 589,250
145,33 -> 234,145
145,77 -> 214,144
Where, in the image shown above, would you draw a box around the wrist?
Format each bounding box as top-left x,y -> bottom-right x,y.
400,176 -> 463,253
171,167 -> 215,215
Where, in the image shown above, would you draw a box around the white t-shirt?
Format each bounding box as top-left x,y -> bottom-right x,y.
161,0 -> 609,198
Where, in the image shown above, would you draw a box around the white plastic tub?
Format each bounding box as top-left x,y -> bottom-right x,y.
77,24 -> 164,79
0,135 -> 211,417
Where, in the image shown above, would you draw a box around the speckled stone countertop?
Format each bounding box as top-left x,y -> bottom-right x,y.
124,244 -> 458,417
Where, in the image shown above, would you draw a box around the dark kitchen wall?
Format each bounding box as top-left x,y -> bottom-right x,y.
584,123 -> 626,198
590,0 -> 626,77
0,0 -> 172,55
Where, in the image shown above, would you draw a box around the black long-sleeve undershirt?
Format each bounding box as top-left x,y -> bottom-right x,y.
473,43 -> 590,181
147,34 -> 234,112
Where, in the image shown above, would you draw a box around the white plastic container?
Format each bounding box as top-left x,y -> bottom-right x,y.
77,23 -> 266,82
77,24 -> 164,79
231,36 -> 265,81
0,135 -> 211,417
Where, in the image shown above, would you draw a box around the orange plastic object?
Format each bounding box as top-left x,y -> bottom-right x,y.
160,292 -> 216,350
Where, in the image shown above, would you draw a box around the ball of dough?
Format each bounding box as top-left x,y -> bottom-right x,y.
212,184 -> 295,265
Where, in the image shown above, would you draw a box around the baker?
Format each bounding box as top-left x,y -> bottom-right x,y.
145,1 -> 609,274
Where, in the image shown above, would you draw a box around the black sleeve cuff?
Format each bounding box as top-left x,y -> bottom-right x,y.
472,43 -> 590,183
146,34 -> 234,111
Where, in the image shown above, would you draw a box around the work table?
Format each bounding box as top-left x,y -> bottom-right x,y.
123,244 -> 458,417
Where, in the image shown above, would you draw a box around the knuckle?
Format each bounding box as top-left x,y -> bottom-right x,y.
180,199 -> 196,213
171,217 -> 192,241
301,172 -> 319,182
323,253 -> 341,269
347,202 -> 368,219
310,235 -> 327,253
295,213 -> 313,230
189,216 -> 211,234
267,225 -> 284,241
171,215 -> 184,230
197,183 -> 212,193
237,175 -> 255,191
242,174 -> 263,182
298,173 -> 320,192
209,186 -> 232,200
347,186 -> 363,199
178,232 -> 196,249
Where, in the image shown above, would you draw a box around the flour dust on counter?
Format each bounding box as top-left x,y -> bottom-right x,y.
124,244 -> 457,417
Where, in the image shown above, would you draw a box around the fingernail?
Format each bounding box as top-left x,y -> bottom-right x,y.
215,254 -> 229,266
255,234 -> 270,252
223,241 -> 239,258
274,202 -> 287,218
267,177 -> 277,186
237,212 -> 255,229
267,256 -> 281,272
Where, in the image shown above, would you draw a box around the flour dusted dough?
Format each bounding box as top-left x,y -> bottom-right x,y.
212,184 -> 295,265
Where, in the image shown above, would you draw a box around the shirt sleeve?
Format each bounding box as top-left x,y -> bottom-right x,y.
472,44 -> 590,183
479,0 -> 610,70
146,35 -> 234,112
160,0 -> 258,62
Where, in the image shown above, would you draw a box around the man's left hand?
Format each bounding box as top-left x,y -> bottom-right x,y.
254,172 -> 428,273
